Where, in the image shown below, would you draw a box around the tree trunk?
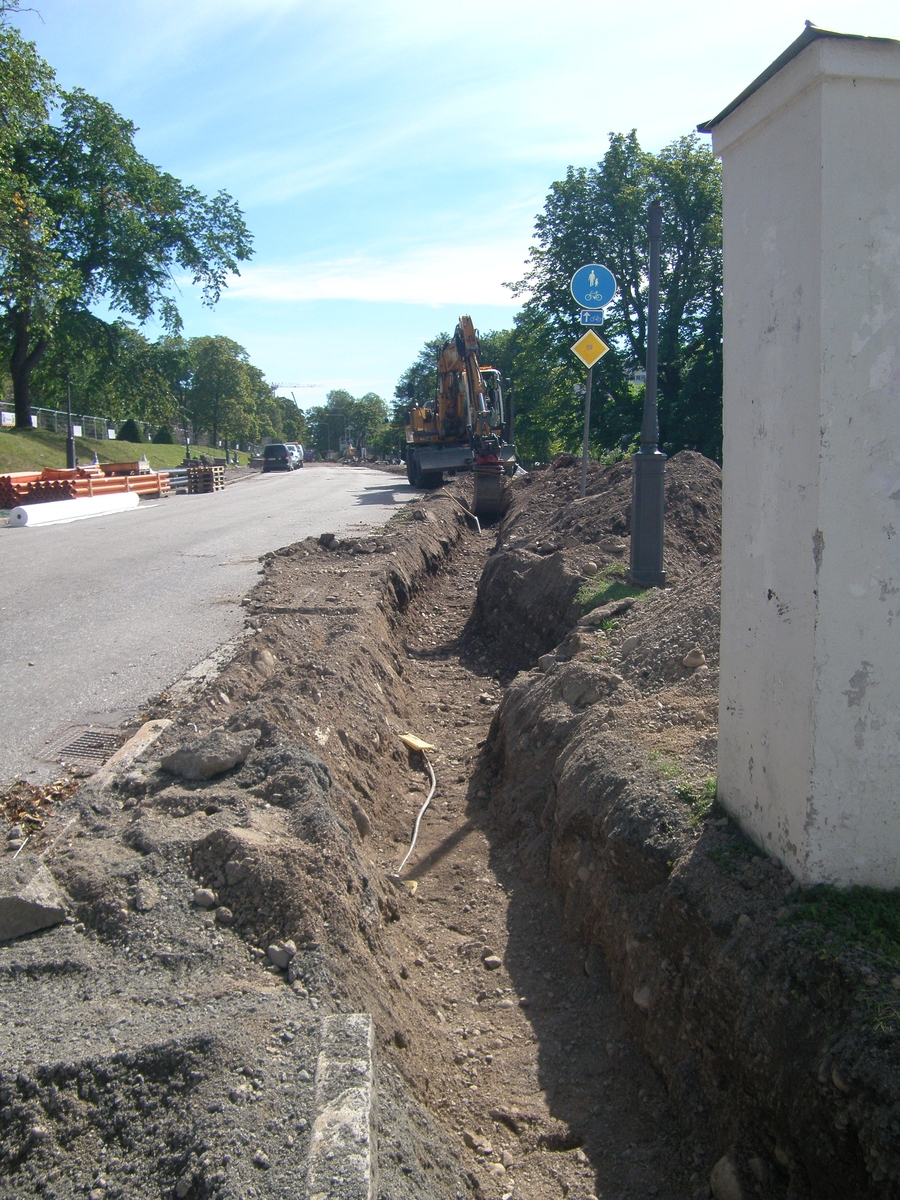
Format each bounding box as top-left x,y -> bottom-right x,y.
10,308 -> 48,430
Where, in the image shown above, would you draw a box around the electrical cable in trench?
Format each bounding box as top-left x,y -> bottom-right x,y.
389,733 -> 437,887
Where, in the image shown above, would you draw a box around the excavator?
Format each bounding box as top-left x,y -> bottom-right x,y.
404,315 -> 515,518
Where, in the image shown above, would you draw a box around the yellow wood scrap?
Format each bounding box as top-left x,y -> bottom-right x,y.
398,733 -> 434,752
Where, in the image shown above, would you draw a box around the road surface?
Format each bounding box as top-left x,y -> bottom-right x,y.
0,465 -> 414,786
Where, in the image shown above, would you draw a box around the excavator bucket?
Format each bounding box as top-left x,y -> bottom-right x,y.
472,467 -> 504,519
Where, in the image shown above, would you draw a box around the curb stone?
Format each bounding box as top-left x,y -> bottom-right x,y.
306,1013 -> 377,1200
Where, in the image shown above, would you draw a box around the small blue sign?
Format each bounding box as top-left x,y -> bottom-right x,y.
580,310 -> 605,326
570,263 -> 616,311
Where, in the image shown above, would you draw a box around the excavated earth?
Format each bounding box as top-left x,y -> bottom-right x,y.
0,453 -> 898,1200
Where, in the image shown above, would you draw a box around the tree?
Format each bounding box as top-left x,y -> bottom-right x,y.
307,389 -> 389,458
189,336 -> 254,448
0,25 -> 252,428
511,131 -> 722,459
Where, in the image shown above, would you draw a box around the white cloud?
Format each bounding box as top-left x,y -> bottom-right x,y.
224,242 -> 530,307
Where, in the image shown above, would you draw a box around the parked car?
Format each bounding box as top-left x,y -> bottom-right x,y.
285,442 -> 304,468
262,443 -> 295,472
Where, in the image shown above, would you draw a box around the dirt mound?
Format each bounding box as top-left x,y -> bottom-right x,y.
472,451 -> 721,675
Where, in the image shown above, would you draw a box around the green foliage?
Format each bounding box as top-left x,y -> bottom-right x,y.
788,886 -> 900,969
647,749 -> 681,780
0,24 -> 252,425
575,561 -> 646,613
116,417 -> 144,443
307,388 -> 390,458
509,130 -> 722,461
678,776 -> 718,824
151,423 -> 175,444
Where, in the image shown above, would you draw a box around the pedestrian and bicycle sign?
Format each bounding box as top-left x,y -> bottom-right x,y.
570,264 -> 616,310
570,329 -> 610,369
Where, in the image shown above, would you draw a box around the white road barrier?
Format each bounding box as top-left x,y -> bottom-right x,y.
9,492 -> 141,527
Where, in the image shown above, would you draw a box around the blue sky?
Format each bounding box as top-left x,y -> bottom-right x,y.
13,0 -> 900,413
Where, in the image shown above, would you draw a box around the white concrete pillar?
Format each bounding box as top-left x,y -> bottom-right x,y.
703,28 -> 900,886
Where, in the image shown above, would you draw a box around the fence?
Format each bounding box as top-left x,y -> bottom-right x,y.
0,404 -> 114,441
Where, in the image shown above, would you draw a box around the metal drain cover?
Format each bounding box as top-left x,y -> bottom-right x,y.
40,726 -> 122,767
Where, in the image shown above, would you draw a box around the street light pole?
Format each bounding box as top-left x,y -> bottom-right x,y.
65,373 -> 76,469
628,199 -> 667,587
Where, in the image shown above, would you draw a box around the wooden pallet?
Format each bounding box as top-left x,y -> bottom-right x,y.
186,466 -> 225,494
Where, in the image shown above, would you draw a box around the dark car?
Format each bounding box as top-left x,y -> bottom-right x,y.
262,443 -> 294,472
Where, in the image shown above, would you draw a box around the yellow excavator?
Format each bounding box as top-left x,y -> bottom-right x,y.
404,316 -> 515,518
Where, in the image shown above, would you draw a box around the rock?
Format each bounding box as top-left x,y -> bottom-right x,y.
577,866 -> 590,882
349,800 -> 371,838
252,1150 -> 271,1170
161,729 -> 259,780
251,647 -> 277,678
583,562 -> 599,575
736,913 -> 751,928
0,855 -> 67,942
215,906 -> 233,926
747,1157 -> 768,1185
632,986 -> 651,1012
710,1154 -> 743,1200
537,654 -> 556,672
133,881 -> 159,912
193,887 -> 218,908
175,1173 -> 193,1198
683,646 -> 706,669
318,532 -> 336,549
267,940 -> 297,969
891,975 -> 900,990
598,537 -> 627,554
579,596 -> 637,627
7,826 -> 22,840
7,840 -> 24,852
831,1064 -> 852,1094
488,1162 -> 506,1176
463,1132 -> 493,1155
620,634 -> 642,656
483,955 -> 503,971
501,1149 -> 514,1167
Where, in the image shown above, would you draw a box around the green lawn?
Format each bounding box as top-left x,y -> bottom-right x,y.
0,428 -> 248,473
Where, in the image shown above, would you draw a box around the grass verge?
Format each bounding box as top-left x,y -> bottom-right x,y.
0,427 -> 248,473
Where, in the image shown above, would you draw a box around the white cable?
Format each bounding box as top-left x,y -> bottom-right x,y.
395,753 -> 436,876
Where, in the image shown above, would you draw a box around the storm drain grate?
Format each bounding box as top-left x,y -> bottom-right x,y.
42,727 -> 122,767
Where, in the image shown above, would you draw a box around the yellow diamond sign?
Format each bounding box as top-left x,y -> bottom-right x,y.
571,329 -> 610,368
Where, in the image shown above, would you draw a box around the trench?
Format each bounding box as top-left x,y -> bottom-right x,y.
354,511 -> 708,1200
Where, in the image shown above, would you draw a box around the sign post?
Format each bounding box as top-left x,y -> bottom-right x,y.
570,329 -> 610,497
569,264 -> 616,498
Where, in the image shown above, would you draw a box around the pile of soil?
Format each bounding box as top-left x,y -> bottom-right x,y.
1,452 -> 896,1200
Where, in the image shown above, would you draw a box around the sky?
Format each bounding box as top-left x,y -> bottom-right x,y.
12,0 -> 900,414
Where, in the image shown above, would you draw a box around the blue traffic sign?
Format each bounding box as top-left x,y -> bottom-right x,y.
580,310 -> 604,326
570,263 -> 616,310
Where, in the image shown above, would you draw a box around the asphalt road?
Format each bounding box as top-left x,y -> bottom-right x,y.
0,465 -> 415,787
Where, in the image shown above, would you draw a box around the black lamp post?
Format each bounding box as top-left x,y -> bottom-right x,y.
65,373 -> 76,469
628,200 -> 667,587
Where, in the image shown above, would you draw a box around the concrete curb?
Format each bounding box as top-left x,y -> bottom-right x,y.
306,1013 -> 377,1200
